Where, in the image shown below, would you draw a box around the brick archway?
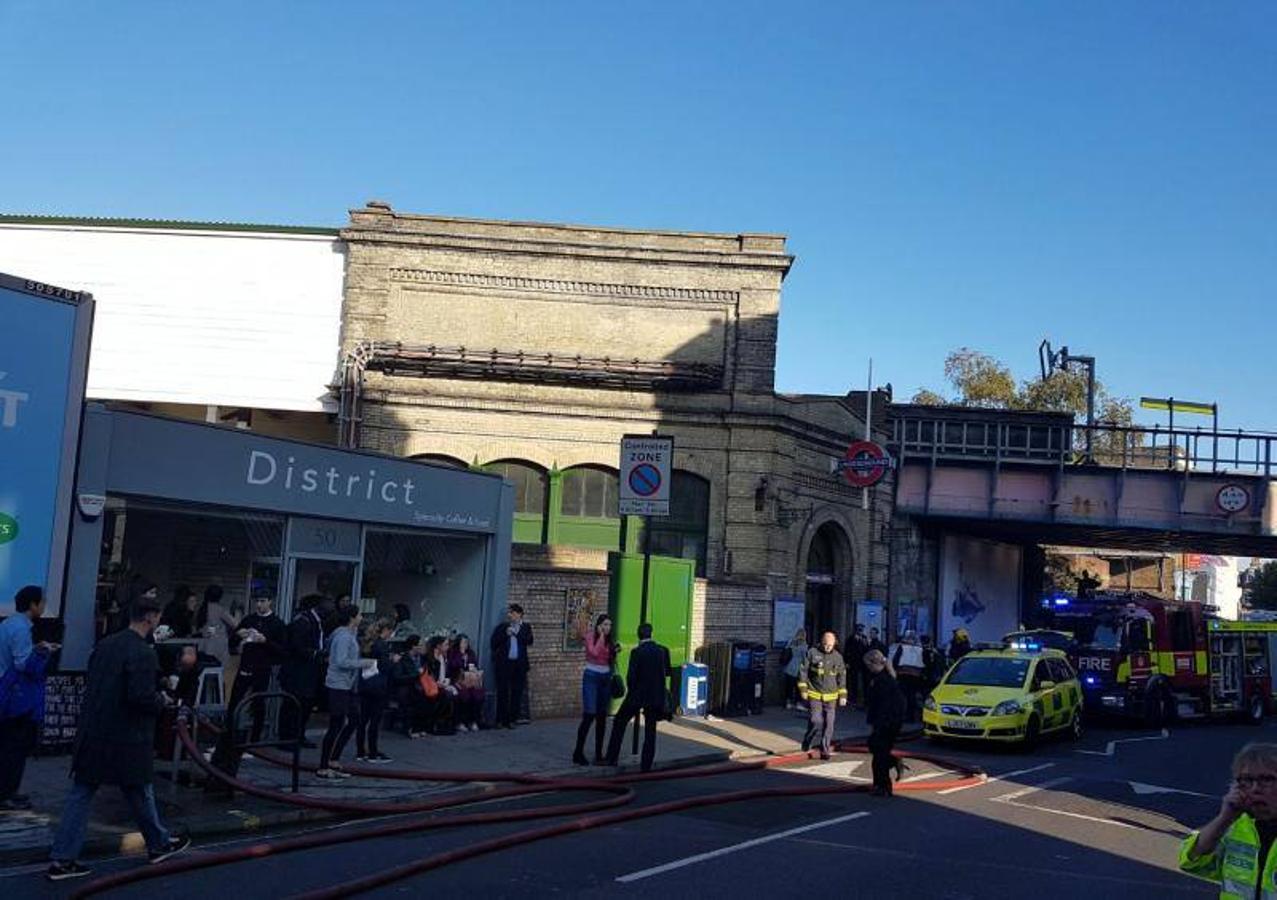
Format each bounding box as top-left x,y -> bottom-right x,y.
795,508 -> 858,640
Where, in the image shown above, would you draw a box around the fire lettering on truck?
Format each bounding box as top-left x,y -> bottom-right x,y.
1078,657 -> 1112,672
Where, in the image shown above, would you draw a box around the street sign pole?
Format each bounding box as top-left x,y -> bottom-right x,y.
619,433 -> 674,759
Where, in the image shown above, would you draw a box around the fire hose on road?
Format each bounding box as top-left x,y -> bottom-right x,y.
68,718 -> 985,899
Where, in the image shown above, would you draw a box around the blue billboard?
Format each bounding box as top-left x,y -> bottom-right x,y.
0,275 -> 93,614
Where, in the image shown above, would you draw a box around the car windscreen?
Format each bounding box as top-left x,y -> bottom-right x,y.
946,657 -> 1030,688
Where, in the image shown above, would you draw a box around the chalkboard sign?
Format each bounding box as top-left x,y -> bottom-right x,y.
41,673 -> 86,752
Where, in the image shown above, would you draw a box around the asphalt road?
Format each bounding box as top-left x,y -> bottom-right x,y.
20,717 -> 1261,899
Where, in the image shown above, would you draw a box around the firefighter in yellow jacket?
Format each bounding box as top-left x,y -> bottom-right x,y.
1181,742 -> 1277,898
798,631 -> 847,761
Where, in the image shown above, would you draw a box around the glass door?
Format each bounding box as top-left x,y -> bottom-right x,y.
282,557 -> 359,621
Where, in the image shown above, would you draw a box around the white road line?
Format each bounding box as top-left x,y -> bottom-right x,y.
899,770 -> 950,784
991,776 -> 1073,802
990,775 -> 1143,830
614,811 -> 871,883
935,762 -> 1055,795
1128,781 -> 1213,798
995,798 -> 1140,830
1075,728 -> 1169,757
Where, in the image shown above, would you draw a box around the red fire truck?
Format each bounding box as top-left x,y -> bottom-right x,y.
1039,592 -> 1277,726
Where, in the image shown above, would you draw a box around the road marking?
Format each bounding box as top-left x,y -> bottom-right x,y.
1075,728 -> 1169,757
990,776 -> 1141,830
614,811 -> 871,883
991,776 -> 1073,802
935,762 -> 1055,795
1128,781 -> 1213,798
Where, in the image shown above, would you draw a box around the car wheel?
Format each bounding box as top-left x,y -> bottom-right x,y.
1069,711 -> 1083,741
1248,694 -> 1265,726
1022,714 -> 1041,751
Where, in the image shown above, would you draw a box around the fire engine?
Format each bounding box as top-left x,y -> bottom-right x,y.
1036,592 -> 1277,725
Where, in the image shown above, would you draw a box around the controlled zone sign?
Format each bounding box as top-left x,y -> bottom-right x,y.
619,434 -> 673,517
838,440 -> 894,488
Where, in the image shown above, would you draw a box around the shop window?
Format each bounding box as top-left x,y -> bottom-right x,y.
555,466 -> 622,551
487,460 -> 547,544
360,529 -> 488,641
560,467 -> 619,519
643,471 -> 710,577
94,497 -> 284,650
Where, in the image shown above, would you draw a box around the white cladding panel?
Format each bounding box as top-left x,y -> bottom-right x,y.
0,224 -> 344,412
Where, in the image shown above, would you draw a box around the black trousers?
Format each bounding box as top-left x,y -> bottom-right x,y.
606,702 -> 660,772
210,673 -> 268,779
356,693 -> 387,756
0,716 -> 37,800
495,667 -> 527,727
868,723 -> 900,791
279,693 -> 316,743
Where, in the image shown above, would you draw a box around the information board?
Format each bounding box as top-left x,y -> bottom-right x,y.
772,596 -> 806,648
0,274 -> 94,615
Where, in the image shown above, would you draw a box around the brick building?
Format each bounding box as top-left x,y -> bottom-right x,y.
337,202 -> 891,716
0,204 -> 893,718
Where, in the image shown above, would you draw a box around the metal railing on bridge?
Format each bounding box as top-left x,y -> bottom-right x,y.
891,413 -> 1277,478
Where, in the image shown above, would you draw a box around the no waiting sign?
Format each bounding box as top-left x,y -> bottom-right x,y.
619,434 -> 674,517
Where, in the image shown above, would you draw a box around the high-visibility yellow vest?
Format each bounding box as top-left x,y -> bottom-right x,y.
1181,815 -> 1277,899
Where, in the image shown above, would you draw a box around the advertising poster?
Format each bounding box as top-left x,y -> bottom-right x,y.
0,275 -> 93,614
939,534 -> 1023,646
563,586 -> 602,651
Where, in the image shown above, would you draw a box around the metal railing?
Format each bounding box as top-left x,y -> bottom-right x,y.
891,414 -> 1277,478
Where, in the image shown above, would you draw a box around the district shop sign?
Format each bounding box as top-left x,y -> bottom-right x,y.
840,440 -> 894,488
0,273 -> 94,614
619,434 -> 673,517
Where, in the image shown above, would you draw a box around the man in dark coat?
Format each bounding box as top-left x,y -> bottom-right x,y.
489,603 -> 534,729
47,595 -> 189,882
863,648 -> 906,798
207,594 -> 288,787
604,623 -> 672,773
279,594 -> 326,747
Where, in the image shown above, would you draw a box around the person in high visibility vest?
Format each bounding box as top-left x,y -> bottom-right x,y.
1181,742 -> 1277,898
797,632 -> 847,761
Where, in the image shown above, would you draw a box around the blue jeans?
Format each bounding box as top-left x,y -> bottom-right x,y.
51,781 -> 170,863
581,669 -> 612,715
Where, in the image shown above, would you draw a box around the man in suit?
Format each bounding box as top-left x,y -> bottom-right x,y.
489,603 -> 534,728
47,594 -> 189,882
279,594 -> 326,747
605,623 -> 672,773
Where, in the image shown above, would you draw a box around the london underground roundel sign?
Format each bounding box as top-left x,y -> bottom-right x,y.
841,440 -> 892,488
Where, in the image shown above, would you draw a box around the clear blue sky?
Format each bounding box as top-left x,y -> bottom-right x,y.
3,2 -> 1273,429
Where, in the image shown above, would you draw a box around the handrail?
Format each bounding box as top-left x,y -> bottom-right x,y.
890,415 -> 1276,478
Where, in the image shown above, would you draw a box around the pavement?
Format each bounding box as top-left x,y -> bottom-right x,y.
14,712 -> 1245,899
0,703 -> 847,868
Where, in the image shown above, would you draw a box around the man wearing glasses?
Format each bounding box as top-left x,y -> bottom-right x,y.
1182,742 -> 1277,898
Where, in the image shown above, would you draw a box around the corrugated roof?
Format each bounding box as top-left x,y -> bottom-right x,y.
0,213 -> 339,236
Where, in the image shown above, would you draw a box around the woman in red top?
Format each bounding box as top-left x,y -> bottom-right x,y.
572,613 -> 618,766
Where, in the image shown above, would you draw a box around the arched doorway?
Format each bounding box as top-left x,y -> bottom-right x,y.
804,521 -> 852,641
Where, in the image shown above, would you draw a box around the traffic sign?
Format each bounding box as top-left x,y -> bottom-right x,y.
839,440 -> 893,488
1217,484 -> 1249,514
619,435 -> 673,516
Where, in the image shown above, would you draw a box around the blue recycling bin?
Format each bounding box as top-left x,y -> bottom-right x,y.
680,662 -> 709,717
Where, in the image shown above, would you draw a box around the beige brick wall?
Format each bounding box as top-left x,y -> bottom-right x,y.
339,204 -> 897,704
